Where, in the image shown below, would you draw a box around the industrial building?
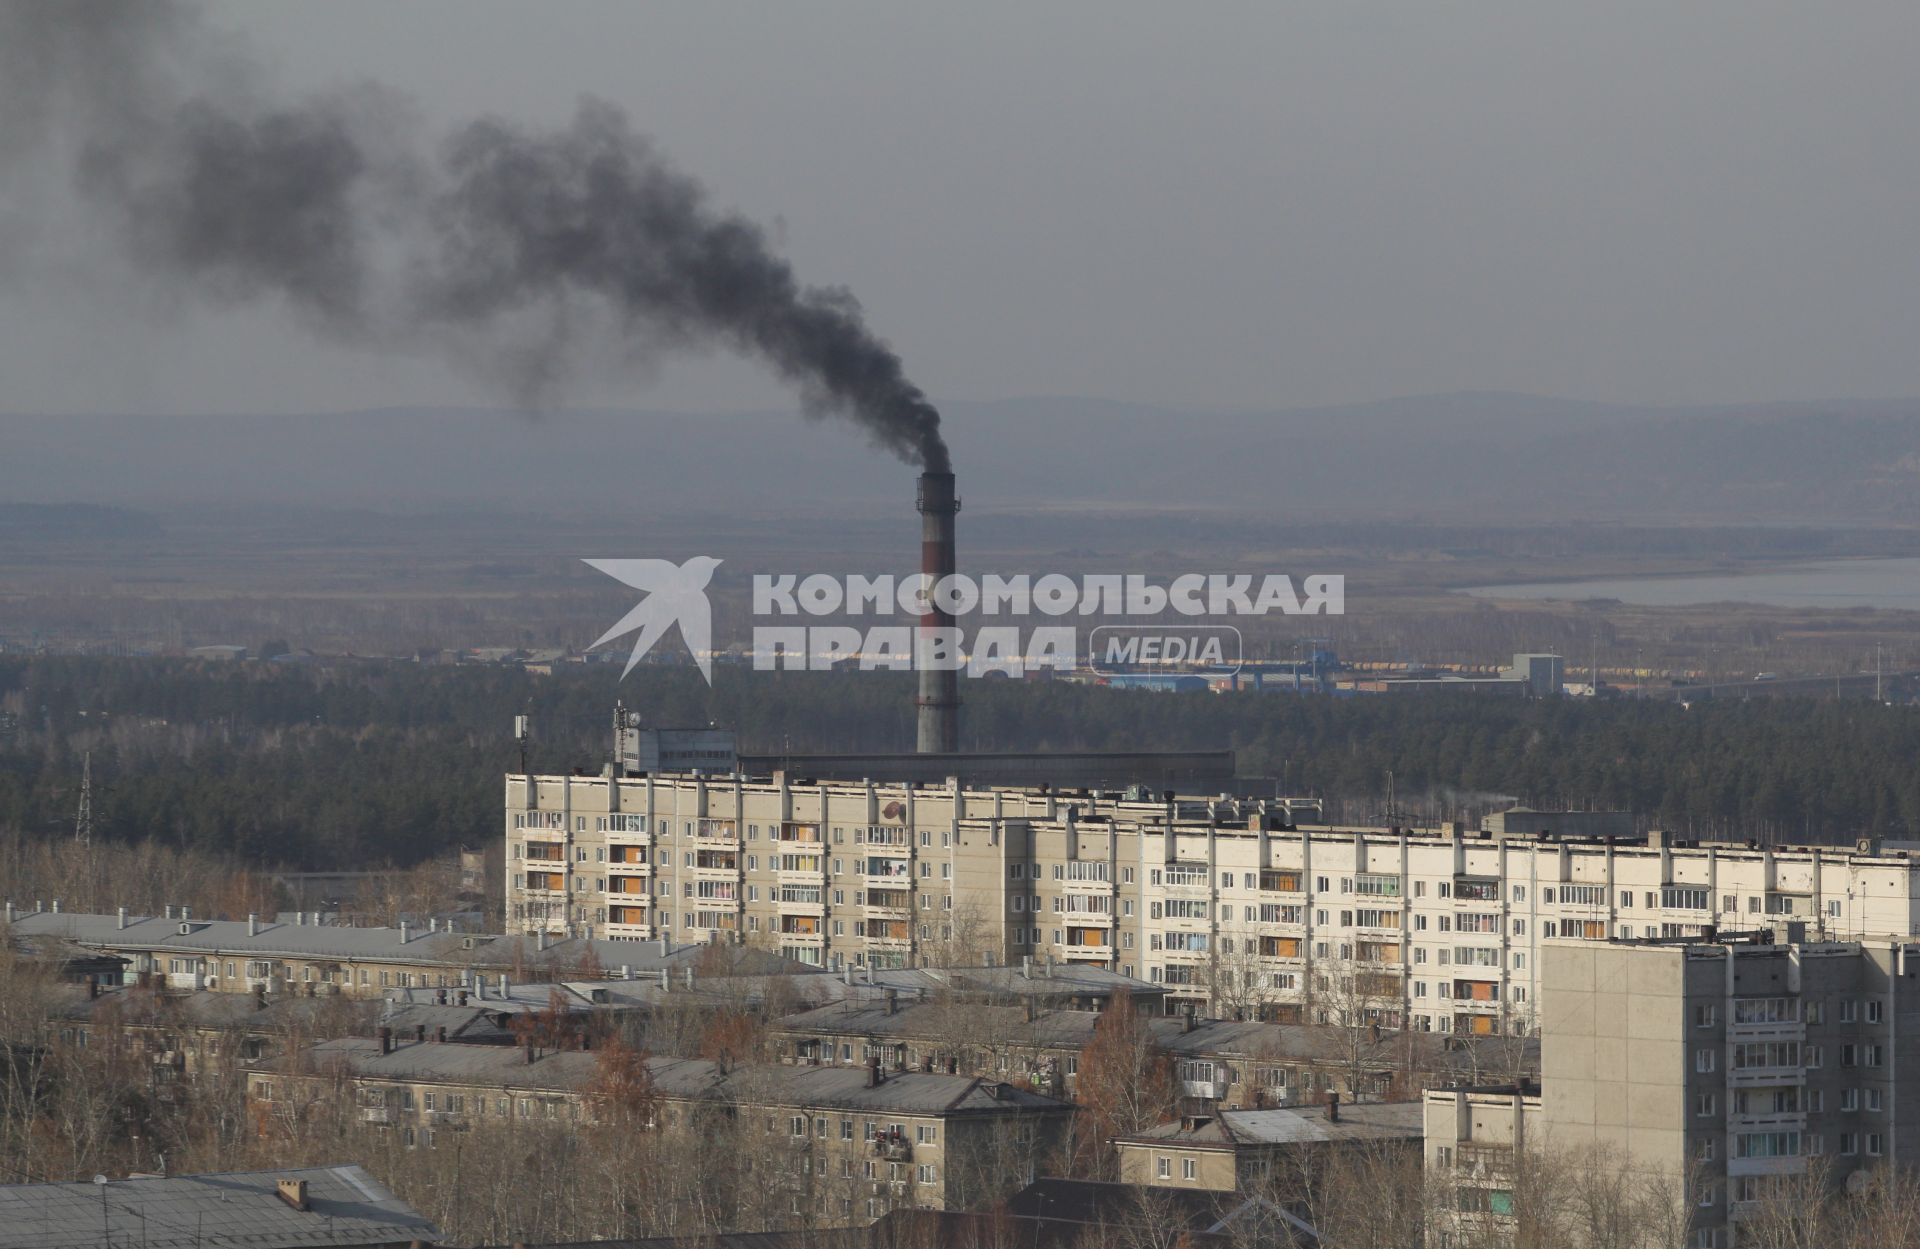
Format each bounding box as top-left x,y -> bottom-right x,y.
504,764 -> 1920,1030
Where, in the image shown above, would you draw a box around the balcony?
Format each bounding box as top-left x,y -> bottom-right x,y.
1160,872 -> 1211,897
359,1107 -> 391,1124
1728,1066 -> 1806,1089
1182,1079 -> 1228,1100
1259,870 -> 1305,895
873,1132 -> 913,1162
693,820 -> 739,847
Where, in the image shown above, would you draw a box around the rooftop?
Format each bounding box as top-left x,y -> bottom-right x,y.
271,1037 -> 1072,1116
1119,1101 -> 1425,1149
0,1165 -> 438,1249
4,909 -> 812,979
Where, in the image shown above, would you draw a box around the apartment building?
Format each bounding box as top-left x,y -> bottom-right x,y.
1422,1082 -> 1541,1231
506,767 -> 1920,1030
1427,929 -> 1920,1247
1542,931 -> 1920,1247
251,1037 -> 1071,1216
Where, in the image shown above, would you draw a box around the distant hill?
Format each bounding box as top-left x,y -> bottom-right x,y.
1,393 -> 1916,526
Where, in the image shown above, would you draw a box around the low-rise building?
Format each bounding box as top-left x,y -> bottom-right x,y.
1116,1100 -> 1424,1192
771,997 -> 1534,1111
251,1037 -> 1072,1215
5,906 -> 808,999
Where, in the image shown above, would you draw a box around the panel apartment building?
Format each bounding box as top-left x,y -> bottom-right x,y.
1427,929 -> 1920,1247
506,768 -> 1920,1032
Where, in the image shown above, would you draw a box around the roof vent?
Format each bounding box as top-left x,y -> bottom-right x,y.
275,1178 -> 310,1212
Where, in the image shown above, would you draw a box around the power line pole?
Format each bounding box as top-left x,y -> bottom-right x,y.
74,751 -> 93,847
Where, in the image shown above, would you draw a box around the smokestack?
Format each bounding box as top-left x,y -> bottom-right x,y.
916,472 -> 960,754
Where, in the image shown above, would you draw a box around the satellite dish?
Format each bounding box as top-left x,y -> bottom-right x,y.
92,1175 -> 108,1186
882,801 -> 905,821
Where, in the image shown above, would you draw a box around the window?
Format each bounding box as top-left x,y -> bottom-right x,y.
1696,1004 -> 1718,1028
1156,1156 -> 1170,1179
1695,1093 -> 1716,1117
1182,1158 -> 1197,1180
1867,1000 -> 1884,1024
1695,1049 -> 1716,1073
1663,887 -> 1709,911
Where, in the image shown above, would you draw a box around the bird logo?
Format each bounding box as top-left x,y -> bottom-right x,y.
583,556 -> 723,683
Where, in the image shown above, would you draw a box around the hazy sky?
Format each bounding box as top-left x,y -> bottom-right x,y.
4,1 -> 1919,417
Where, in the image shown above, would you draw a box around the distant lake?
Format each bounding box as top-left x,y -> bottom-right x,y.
1462,557 -> 1920,610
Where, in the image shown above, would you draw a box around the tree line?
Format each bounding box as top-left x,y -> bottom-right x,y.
1,656 -> 1916,872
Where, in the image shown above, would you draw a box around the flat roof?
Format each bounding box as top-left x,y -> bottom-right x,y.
270,1038 -> 1072,1117
0,1165 -> 438,1249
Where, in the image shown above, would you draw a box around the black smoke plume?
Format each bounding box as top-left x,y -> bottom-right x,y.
0,1 -> 949,471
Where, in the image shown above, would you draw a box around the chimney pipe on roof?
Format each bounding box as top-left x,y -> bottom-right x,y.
885,989 -> 898,1016
116,906 -> 125,929
436,989 -> 447,1006
620,964 -> 632,980
1022,955 -> 1032,980
1183,1004 -> 1197,1034
914,471 -> 961,754
181,906 -> 190,921
499,973 -> 509,997
524,1041 -> 536,1065
658,935 -> 669,958
87,975 -> 99,1000
50,899 -> 59,914
163,904 -> 174,921
867,1056 -> 882,1088
276,1178 -> 310,1212
436,1026 -> 447,1043
400,921 -> 411,944
415,1024 -> 426,1043
1326,1091 -> 1340,1123
4,901 -> 14,923
247,914 -> 258,937
378,1027 -> 392,1056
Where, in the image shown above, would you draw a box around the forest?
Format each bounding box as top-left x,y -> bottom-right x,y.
1,655 -> 1916,872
